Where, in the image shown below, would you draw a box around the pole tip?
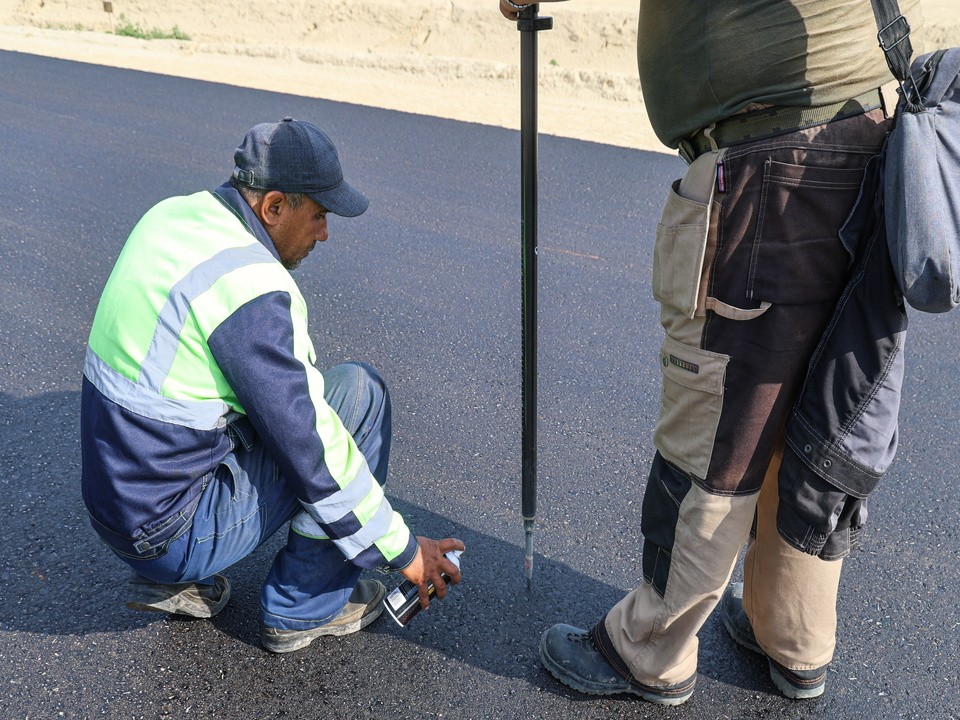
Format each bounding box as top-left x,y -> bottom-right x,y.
524,520 -> 535,590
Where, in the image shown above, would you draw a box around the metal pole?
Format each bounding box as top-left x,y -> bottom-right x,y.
517,4 -> 552,590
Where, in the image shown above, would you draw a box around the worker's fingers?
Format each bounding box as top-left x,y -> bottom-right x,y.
499,0 -> 523,21
417,581 -> 431,610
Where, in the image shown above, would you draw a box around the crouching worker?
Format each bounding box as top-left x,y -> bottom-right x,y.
80,117 -> 463,652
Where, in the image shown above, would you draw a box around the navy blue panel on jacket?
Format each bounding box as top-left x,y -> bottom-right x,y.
80,376 -> 230,542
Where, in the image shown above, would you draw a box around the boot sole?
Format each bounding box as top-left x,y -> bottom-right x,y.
263,604 -> 384,653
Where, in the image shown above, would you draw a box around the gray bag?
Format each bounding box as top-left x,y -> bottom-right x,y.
872,1 -> 960,313
884,48 -> 960,313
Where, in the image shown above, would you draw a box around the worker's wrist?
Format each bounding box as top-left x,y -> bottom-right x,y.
384,536 -> 420,573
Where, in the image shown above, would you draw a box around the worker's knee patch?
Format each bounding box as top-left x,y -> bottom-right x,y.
641,453 -> 693,598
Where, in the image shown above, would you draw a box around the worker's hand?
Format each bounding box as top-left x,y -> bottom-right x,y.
400,536 -> 465,610
499,0 -> 566,21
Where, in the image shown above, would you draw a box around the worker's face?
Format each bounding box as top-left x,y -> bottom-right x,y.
268,195 -> 329,270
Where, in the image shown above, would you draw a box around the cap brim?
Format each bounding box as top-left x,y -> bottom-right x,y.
309,180 -> 369,218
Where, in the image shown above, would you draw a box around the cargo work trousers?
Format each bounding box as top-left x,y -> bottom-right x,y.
597,110 -> 891,688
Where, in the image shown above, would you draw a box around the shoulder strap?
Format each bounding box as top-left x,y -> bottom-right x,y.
869,0 -> 923,108
924,49 -> 960,106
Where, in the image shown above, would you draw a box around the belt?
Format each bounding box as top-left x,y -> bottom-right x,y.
677,88 -> 884,164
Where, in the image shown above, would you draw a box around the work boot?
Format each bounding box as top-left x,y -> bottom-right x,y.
260,579 -> 386,653
720,582 -> 827,699
126,572 -> 231,618
539,624 -> 696,706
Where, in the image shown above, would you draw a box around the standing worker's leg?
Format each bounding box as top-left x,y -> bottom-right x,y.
541,148 -> 772,705
720,445 -> 841,698
540,111 -> 888,704
260,361 -> 393,651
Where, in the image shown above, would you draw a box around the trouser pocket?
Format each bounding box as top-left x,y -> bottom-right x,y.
89,499 -> 199,560
653,180 -> 709,318
653,335 -> 729,480
747,159 -> 867,305
652,149 -> 724,319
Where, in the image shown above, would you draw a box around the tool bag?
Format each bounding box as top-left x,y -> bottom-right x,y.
872,0 -> 960,313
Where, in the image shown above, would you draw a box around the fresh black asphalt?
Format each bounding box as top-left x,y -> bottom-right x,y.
0,50 -> 957,719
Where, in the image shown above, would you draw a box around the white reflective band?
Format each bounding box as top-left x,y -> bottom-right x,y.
290,511 -> 330,540
139,243 -> 275,392
301,465 -> 376,521
84,347 -> 230,431
333,499 -> 396,559
293,496 -> 395,560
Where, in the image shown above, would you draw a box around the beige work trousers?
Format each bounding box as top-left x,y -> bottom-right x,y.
601,111 -> 889,687
604,447 -> 841,686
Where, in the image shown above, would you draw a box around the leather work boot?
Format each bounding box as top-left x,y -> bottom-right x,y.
720,582 -> 827,699
126,572 -> 231,618
260,579 -> 386,653
539,623 -> 695,706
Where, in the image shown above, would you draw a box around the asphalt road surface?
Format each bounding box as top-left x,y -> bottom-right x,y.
1,51 -> 957,720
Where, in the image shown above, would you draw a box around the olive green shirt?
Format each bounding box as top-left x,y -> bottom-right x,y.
638,0 -> 920,148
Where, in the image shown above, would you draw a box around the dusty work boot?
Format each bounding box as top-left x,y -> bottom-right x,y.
260,579 -> 386,653
539,624 -> 695,706
720,582 -> 827,700
126,572 -> 231,618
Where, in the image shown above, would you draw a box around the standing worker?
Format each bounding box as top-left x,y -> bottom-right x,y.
499,0 -> 917,705
81,118 -> 463,653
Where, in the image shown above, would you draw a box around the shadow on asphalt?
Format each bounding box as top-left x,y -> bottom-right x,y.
198,496 -> 636,687
0,389 -> 769,704
0,390 -> 198,637
200,496 -> 772,699
0,390 -> 625,684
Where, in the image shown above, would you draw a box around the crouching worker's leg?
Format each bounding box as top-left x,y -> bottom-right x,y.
125,361 -> 392,652
259,361 -> 393,652
259,523 -> 380,652
121,442 -> 297,620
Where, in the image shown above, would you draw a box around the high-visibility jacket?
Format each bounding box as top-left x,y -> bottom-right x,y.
80,184 -> 416,570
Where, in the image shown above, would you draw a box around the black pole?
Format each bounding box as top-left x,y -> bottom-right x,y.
517,4 -> 552,590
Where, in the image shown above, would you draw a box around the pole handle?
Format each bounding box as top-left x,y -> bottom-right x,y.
517,3 -> 554,31
517,15 -> 553,32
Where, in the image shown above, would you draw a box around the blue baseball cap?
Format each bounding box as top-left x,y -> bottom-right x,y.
232,117 -> 369,217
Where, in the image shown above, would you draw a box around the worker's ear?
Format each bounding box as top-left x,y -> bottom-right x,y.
257,191 -> 287,227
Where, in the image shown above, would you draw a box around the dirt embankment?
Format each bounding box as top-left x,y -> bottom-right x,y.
1,0 -> 957,152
